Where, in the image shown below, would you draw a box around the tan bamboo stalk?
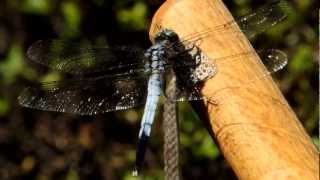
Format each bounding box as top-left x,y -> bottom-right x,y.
149,0 -> 319,179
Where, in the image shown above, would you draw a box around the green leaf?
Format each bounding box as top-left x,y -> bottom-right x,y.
0,98 -> 10,116
193,131 -> 220,159
117,2 -> 148,31
22,0 -> 52,15
65,169 -> 79,180
0,44 -> 24,85
312,137 -> 319,151
61,2 -> 82,37
289,45 -> 313,74
40,72 -> 61,83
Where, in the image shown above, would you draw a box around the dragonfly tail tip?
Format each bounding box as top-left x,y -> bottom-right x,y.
132,166 -> 139,176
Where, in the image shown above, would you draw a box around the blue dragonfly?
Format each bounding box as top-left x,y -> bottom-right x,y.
18,1 -> 288,175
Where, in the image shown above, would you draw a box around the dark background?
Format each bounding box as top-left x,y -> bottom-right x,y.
0,0 -> 318,179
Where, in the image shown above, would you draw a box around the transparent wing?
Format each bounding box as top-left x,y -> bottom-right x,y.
18,74 -> 148,115
27,40 -> 146,75
165,43 -> 216,101
169,0 -> 288,50
236,0 -> 288,39
169,49 -> 287,102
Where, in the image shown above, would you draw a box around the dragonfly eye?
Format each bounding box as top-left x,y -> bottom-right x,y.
154,29 -> 179,43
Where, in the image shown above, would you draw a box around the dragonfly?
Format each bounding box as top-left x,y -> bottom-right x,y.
18,1 -> 288,176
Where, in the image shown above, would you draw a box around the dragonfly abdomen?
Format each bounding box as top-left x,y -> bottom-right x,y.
134,72 -> 163,175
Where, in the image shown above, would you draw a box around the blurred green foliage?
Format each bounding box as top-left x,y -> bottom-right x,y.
179,103 -> 220,159
66,169 -> 80,180
0,97 -> 9,116
0,0 -> 318,179
290,44 -> 314,73
0,44 -> 24,85
61,2 -> 82,37
117,2 -> 148,31
18,0 -> 52,15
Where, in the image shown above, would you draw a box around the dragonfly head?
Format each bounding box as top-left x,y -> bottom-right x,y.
154,29 -> 179,43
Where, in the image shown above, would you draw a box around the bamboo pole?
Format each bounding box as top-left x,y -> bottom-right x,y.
149,0 -> 319,179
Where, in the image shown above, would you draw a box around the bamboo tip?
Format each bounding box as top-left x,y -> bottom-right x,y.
149,0 -> 178,42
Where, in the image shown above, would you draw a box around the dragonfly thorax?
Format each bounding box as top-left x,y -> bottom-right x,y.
144,42 -> 172,73
144,29 -> 180,73
154,29 -> 179,43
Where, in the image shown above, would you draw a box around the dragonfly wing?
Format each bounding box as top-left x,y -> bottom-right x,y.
166,82 -> 205,102
18,74 -> 148,115
216,49 -> 288,76
237,0 -> 288,39
257,49 -> 288,74
172,45 -> 217,85
27,40 -> 146,75
165,0 -> 288,102
166,44 -> 217,101
170,0 -> 288,50
168,49 -> 287,102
